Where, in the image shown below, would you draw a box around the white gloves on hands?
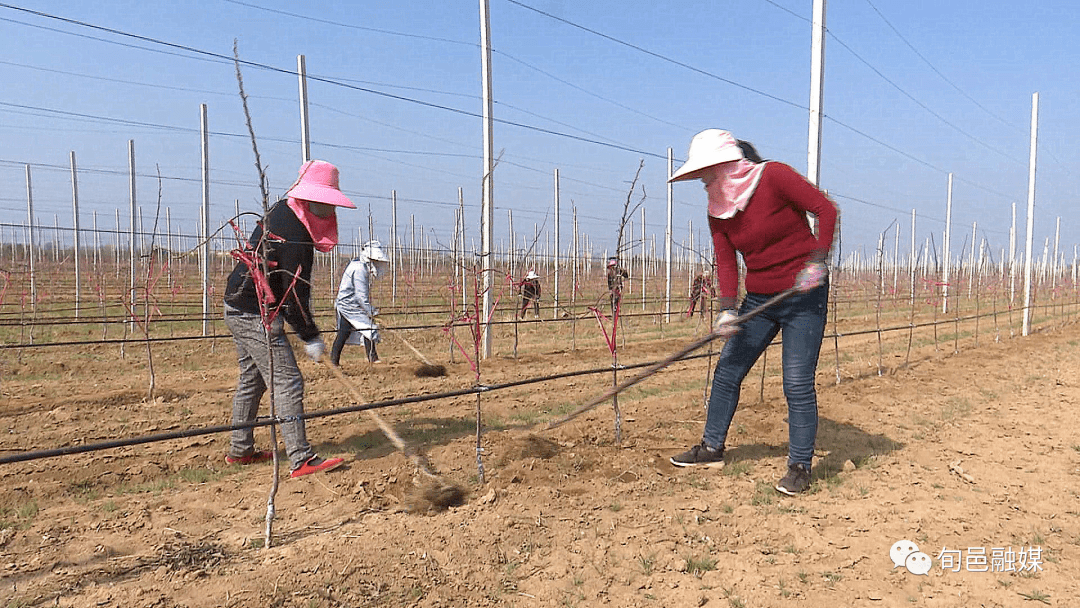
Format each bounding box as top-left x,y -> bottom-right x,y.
712,309 -> 740,339
304,338 -> 326,363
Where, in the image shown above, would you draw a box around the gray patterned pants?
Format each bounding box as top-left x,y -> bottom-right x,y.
224,304 -> 315,470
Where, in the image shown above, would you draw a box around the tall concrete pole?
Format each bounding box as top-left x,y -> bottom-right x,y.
1022,93 -> 1039,336
70,152 -> 81,318
640,204 -> 646,311
391,190 -> 398,303
297,55 -> 311,164
129,140 -> 137,326
459,187 -> 466,308
664,148 -> 673,322
200,105 -> 211,335
909,209 -> 916,304
553,169 -> 560,318
942,173 -> 953,314
1009,202 -> 1017,304
25,165 -> 36,314
479,0 -> 496,358
807,0 -> 827,188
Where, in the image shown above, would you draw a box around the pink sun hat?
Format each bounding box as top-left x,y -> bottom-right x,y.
285,160 -> 355,209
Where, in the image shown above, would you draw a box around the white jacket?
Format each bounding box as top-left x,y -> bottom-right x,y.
335,259 -> 378,336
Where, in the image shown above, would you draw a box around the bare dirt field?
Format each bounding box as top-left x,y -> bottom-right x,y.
2,311 -> 1079,607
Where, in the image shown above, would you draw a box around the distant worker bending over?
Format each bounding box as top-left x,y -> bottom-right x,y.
519,270 -> 542,319
331,241 -> 390,365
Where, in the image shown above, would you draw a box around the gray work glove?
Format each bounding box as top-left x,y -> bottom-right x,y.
712,309 -> 740,339
304,338 -> 326,363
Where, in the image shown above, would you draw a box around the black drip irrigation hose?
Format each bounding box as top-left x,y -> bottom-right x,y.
0,349 -> 717,465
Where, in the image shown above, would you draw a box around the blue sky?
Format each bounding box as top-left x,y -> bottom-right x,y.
0,0 -> 1076,267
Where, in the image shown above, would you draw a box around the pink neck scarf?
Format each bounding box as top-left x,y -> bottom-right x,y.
287,197 -> 339,253
707,160 -> 767,219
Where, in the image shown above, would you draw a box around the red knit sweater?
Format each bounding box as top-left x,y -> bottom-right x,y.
709,162 -> 838,301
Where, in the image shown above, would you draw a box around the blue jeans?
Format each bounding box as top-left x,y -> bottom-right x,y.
224,304 -> 315,470
702,283 -> 828,468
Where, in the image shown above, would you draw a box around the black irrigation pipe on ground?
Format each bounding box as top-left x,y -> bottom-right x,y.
0,349 -> 716,466
2,299 -> 1076,463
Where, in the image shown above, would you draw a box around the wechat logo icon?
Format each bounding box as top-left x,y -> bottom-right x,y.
890,540 -> 932,575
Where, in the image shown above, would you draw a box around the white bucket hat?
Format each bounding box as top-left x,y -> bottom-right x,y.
668,129 -> 744,183
360,241 -> 389,263
525,270 -> 539,280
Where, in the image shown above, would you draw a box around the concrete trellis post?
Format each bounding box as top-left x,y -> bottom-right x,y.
128,140 -> 137,328
479,0 -> 495,360
297,55 -> 311,164
200,105 -> 211,336
391,190 -> 398,304
507,209 -> 514,280
115,209 -> 121,279
92,210 -> 99,270
458,188 -> 466,308
70,152 -> 81,318
909,209 -> 916,304
892,222 -> 900,296
1022,92 -> 1039,336
165,207 -> 172,287
410,215 -> 416,280
640,205 -> 646,311
25,165 -> 36,314
968,221 -> 977,297
806,0 -> 826,236
572,207 -> 578,350
553,169 -> 560,318
1051,216 -> 1060,290
942,173 -> 953,314
665,148 -> 673,322
1009,202 -> 1017,304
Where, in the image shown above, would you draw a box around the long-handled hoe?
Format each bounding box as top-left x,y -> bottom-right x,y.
547,288 -> 798,431
382,327 -> 448,377
323,361 -> 465,511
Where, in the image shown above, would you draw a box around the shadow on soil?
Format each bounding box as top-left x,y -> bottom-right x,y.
324,416 -> 477,463
723,416 -> 904,477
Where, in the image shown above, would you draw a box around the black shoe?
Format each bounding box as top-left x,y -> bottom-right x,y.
776,463 -> 812,495
670,442 -> 725,468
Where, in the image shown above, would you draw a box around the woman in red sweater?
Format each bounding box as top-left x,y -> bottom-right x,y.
667,129 -> 837,495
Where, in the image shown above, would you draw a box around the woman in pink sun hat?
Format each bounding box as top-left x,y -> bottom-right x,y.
223,160 -> 355,478
667,130 -> 838,496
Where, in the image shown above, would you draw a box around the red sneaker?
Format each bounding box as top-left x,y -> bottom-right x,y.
290,455 -> 345,478
225,450 -> 273,465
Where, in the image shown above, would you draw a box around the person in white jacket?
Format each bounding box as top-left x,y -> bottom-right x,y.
330,241 -> 389,365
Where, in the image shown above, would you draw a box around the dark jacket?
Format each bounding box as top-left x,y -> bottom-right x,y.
606,266 -> 628,292
225,199 -> 320,342
521,279 -> 541,300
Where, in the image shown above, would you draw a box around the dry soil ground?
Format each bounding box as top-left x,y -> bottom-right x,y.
1,315 -> 1079,607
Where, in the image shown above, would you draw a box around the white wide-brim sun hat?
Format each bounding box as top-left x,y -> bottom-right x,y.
668,129 -> 744,183
361,241 -> 389,263
525,270 -> 539,280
